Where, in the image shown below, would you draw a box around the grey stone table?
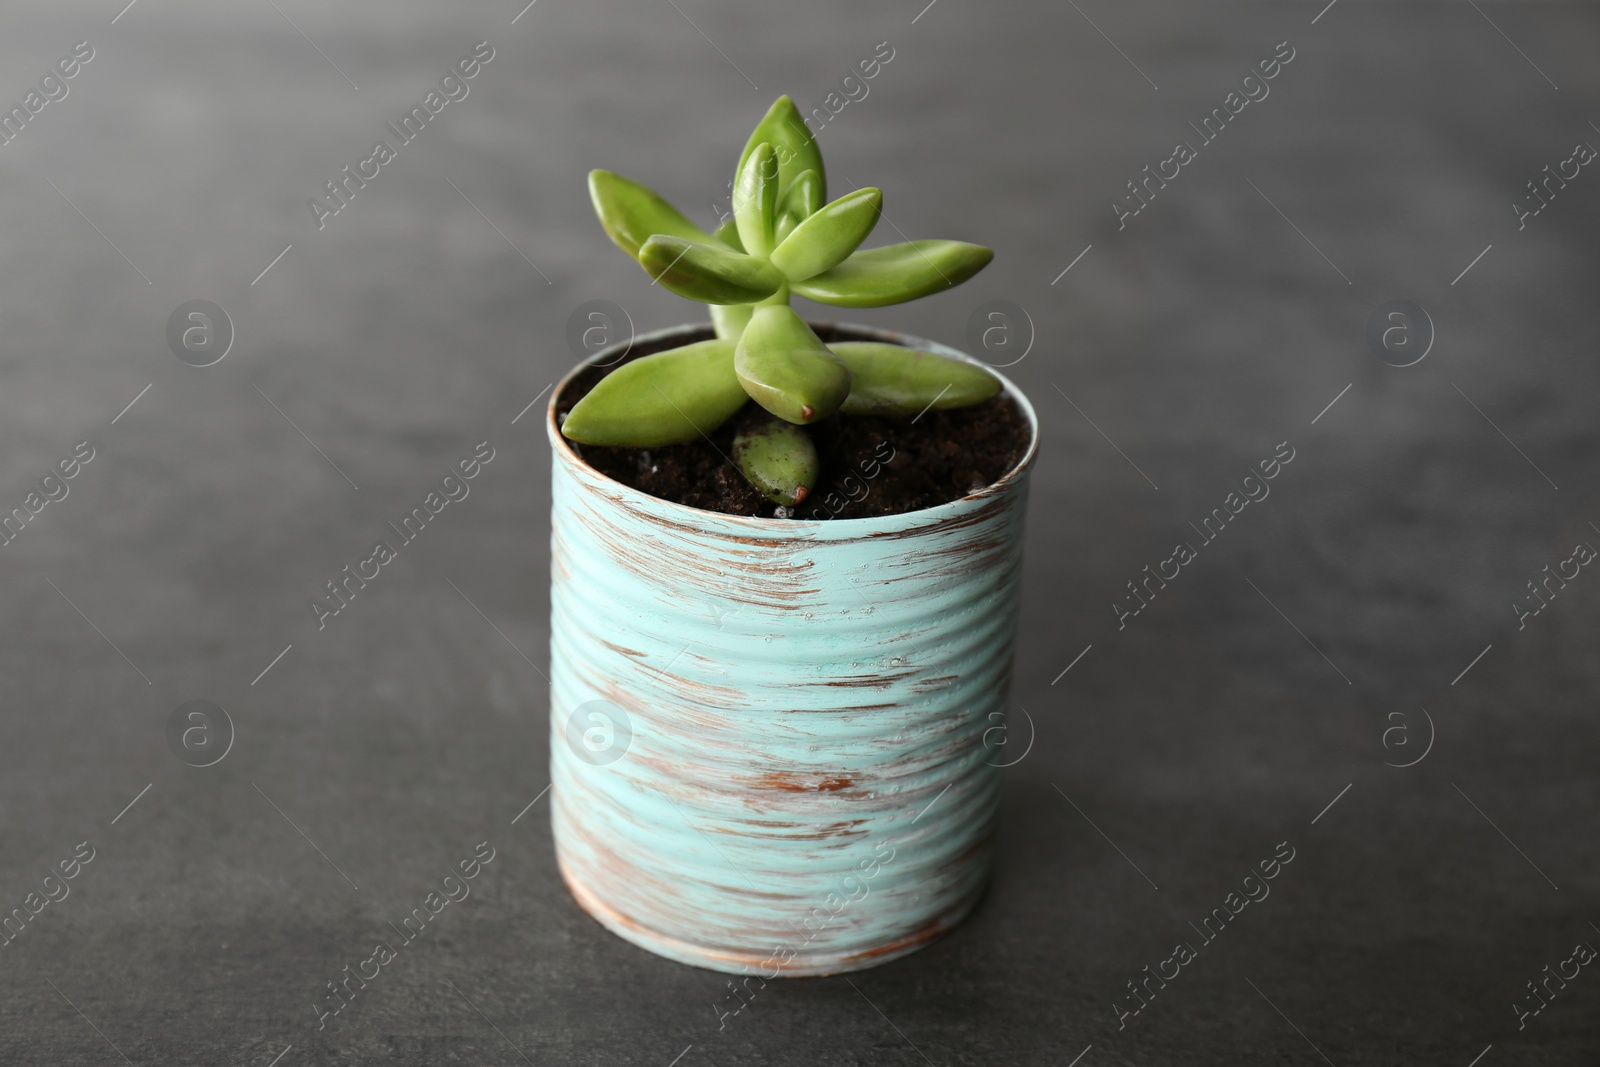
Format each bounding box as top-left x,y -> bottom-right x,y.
0,1 -> 1596,1063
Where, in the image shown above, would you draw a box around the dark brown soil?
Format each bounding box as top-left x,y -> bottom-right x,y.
555,324 -> 1031,520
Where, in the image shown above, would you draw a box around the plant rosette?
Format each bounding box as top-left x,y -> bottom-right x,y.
567,96 -> 1001,511
544,97 -> 1040,975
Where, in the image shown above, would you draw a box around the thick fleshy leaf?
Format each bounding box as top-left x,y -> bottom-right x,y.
773,211 -> 801,247
587,170 -> 711,260
712,219 -> 745,252
831,342 -> 1001,416
769,188 -> 882,281
734,306 -> 851,424
733,419 -> 819,507
734,143 -> 779,259
710,303 -> 752,341
781,169 -> 824,221
736,96 -> 825,205
561,340 -> 746,447
638,236 -> 785,305
792,241 -> 994,307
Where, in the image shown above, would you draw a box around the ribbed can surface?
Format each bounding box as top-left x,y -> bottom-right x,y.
547,324 -> 1037,976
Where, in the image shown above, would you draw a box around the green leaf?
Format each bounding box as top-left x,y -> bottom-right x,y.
734,143 -> 779,259
712,219 -> 745,252
737,96 -> 825,206
681,221 -> 753,335
781,169 -> 824,221
792,241 -> 994,307
733,418 -> 820,507
734,306 -> 852,425
561,340 -> 746,447
773,211 -> 801,247
831,342 -> 1001,416
587,170 -> 711,261
711,303 -> 752,341
638,236 -> 785,305
769,188 -> 882,282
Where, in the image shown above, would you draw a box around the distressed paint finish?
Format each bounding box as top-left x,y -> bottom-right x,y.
547,324 -> 1038,977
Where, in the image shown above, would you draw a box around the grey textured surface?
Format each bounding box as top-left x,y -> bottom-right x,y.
0,0 -> 1597,1063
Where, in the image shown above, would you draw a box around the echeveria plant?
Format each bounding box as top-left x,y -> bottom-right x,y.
564,95 -> 999,507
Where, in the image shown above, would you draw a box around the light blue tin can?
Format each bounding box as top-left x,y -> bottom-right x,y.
547,323 -> 1038,976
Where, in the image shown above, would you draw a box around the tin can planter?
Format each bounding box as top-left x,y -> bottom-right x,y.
547,322 -> 1038,976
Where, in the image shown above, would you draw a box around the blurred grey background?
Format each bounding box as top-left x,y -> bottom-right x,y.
1,0 -> 1597,1063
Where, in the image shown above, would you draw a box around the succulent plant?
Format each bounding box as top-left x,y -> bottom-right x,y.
564,95 -> 999,507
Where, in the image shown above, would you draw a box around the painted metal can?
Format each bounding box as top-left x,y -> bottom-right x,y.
547,322 -> 1038,976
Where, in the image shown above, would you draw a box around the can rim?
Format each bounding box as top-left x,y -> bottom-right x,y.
546,320 -> 1040,532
